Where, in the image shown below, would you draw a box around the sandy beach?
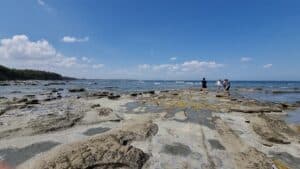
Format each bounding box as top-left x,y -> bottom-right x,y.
0,82 -> 299,169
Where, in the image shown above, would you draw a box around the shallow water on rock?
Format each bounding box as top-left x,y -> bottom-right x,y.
0,141 -> 60,167
162,142 -> 192,156
83,127 -> 111,136
285,108 -> 300,124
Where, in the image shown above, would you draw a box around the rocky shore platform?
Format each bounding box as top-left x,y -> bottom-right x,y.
0,87 -> 300,169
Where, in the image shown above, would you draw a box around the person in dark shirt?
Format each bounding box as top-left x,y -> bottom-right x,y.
201,78 -> 208,93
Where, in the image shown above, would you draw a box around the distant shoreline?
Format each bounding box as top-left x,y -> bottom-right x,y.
0,65 -> 75,81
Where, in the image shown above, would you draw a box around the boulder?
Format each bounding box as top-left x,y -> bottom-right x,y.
25,99 -> 39,105
0,96 -> 8,100
90,91 -> 110,98
24,94 -> 36,98
44,96 -> 57,102
131,93 -> 138,97
10,91 -> 21,94
143,90 -> 155,95
51,88 -> 58,93
98,107 -> 113,116
216,93 -> 229,98
69,88 -> 85,93
272,90 -> 300,94
108,94 -> 121,100
91,104 -> 101,108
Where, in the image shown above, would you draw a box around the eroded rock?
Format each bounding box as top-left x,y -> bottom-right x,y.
251,114 -> 296,144
30,121 -> 158,169
98,107 -> 113,116
29,113 -> 83,134
230,105 -> 282,113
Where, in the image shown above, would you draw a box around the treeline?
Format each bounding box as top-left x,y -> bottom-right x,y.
0,65 -> 73,81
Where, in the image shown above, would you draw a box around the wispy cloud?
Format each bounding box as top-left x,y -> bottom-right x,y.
241,57 -> 252,62
139,60 -> 223,72
37,0 -> 54,13
170,57 -> 177,61
263,64 -> 273,68
137,60 -> 223,79
37,0 -> 46,6
81,56 -> 91,63
61,36 -> 89,43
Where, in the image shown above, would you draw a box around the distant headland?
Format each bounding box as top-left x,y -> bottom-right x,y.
0,65 -> 75,81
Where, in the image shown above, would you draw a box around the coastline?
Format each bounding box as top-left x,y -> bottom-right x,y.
0,82 -> 300,169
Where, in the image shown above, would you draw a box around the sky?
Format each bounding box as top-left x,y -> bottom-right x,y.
0,0 -> 300,80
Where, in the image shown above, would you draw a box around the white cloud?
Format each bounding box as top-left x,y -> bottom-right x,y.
37,0 -> 54,13
62,36 -> 89,43
170,57 -> 177,61
138,60 -> 223,73
138,64 -> 151,70
241,57 -> 252,62
136,60 -> 223,80
0,35 -> 76,67
81,56 -> 91,63
37,0 -> 45,6
0,35 -> 103,76
263,64 -> 273,68
181,60 -> 223,71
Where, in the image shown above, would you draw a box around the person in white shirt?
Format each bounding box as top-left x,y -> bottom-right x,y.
216,79 -> 223,92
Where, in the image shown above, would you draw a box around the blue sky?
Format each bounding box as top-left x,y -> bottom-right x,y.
0,0 -> 300,80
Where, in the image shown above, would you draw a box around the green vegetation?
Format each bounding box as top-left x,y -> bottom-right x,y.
0,65 -> 72,81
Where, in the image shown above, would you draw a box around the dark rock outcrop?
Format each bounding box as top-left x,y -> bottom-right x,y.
108,94 -> 121,100
69,88 -> 85,93
25,99 -> 39,105
143,90 -> 155,95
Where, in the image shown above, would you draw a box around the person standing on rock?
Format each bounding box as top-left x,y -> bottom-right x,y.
201,77 -> 208,93
216,79 -> 223,92
223,79 -> 231,93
